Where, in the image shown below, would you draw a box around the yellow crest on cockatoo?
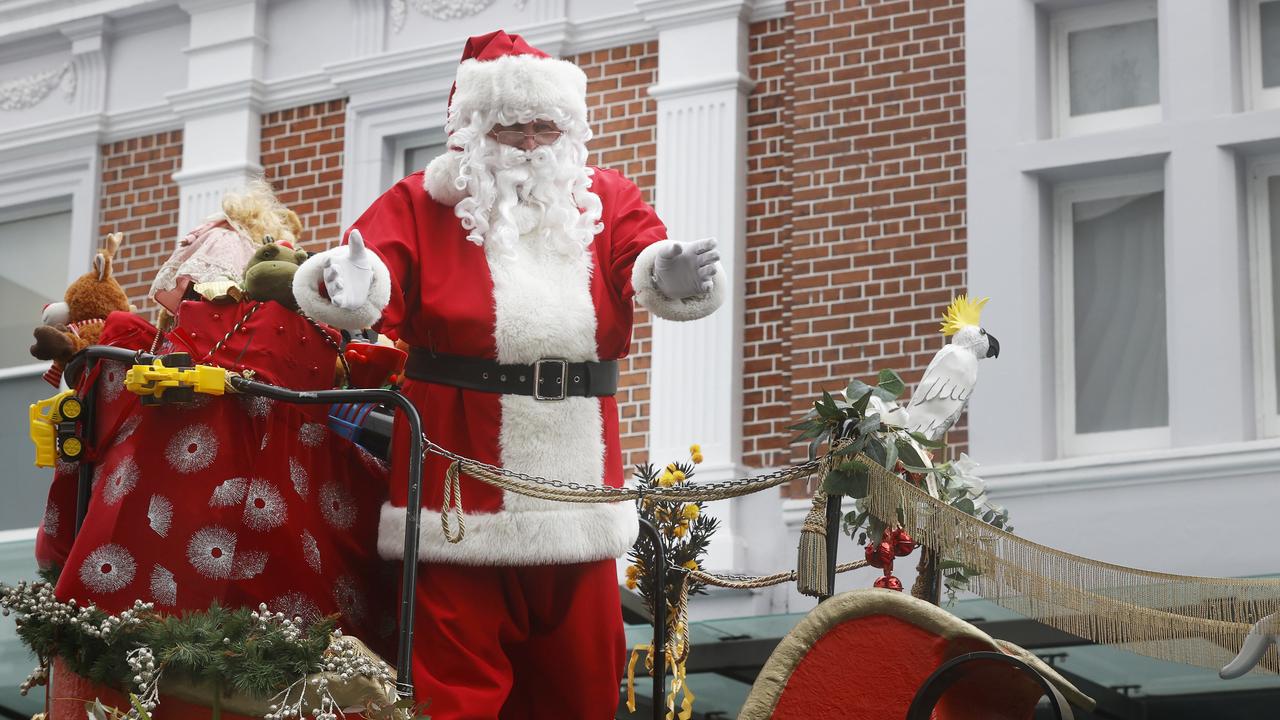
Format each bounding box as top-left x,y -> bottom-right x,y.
940,295 -> 990,336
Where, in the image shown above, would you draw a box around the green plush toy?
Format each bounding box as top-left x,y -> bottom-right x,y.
243,242 -> 309,310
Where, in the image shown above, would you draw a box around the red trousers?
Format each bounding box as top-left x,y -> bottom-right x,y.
408,559 -> 625,719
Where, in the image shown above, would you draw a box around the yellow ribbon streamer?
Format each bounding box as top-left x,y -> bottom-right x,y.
624,642 -> 696,720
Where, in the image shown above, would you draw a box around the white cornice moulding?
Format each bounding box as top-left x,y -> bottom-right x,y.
103,102 -> 181,141
260,71 -> 341,113
164,77 -> 264,116
982,439 -> 1280,498
636,0 -> 752,31
750,0 -> 789,23
182,32 -> 265,55
0,0 -> 175,45
0,112 -> 101,156
171,159 -> 263,184
648,71 -> 755,100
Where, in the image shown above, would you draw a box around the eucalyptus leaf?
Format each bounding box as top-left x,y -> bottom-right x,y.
877,369 -> 906,398
884,438 -> 899,470
896,437 -> 925,467
955,498 -> 976,515
908,431 -> 946,449
822,461 -> 870,498
938,559 -> 967,570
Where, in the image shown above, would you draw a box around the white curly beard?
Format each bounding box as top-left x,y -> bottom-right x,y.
452,112 -> 603,260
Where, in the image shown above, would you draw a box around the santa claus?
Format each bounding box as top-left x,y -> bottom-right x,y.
293,30 -> 724,718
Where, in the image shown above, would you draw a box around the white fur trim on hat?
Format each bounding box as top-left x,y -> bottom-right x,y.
293,246 -> 391,330
631,240 -> 727,322
377,501 -> 639,565
423,151 -> 467,207
450,54 -> 588,127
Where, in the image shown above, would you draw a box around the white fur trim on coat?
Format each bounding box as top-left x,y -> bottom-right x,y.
631,240 -> 727,322
293,246 -> 391,330
423,151 -> 467,207
377,501 -> 639,565
450,54 -> 588,128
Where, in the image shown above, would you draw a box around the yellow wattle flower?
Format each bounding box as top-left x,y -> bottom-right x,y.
673,470 -> 686,482
681,504 -> 700,520
626,564 -> 639,578
673,525 -> 687,538
625,577 -> 637,590
658,473 -> 676,488
682,560 -> 699,571
691,452 -> 704,465
689,443 -> 701,454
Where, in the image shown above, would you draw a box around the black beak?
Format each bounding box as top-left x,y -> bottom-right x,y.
986,333 -> 1000,359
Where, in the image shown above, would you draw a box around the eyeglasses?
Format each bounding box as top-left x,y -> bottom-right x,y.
490,125 -> 563,147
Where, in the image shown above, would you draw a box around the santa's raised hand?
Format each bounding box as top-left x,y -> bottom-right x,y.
654,238 -> 720,299
323,229 -> 377,310
294,227 -> 390,330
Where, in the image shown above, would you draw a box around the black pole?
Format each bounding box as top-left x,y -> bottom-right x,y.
819,492 -> 842,603
74,359 -> 97,535
636,518 -> 667,720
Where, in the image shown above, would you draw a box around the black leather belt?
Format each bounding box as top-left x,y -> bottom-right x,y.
404,348 -> 618,400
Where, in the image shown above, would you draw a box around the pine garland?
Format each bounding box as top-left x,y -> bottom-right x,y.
1,582 -> 334,700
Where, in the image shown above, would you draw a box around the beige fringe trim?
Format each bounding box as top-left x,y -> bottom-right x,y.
857,455 -> 1280,672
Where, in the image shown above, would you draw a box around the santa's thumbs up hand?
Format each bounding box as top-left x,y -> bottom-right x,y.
654,238 -> 719,299
323,229 -> 376,311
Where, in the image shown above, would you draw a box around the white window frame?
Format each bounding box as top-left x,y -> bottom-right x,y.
1248,154 -> 1280,437
1054,171 -> 1170,456
390,130 -> 447,182
1241,0 -> 1280,111
1049,0 -> 1161,137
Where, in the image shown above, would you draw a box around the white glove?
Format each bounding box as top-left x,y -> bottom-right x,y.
322,229 -> 376,311
653,238 -> 719,300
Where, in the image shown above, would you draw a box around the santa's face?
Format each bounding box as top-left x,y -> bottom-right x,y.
453,113 -> 602,257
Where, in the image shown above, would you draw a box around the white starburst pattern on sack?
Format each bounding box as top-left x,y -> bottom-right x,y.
147,495 -> 173,537
165,424 -> 219,474
318,481 -> 357,530
332,575 -> 365,621
289,457 -> 309,499
240,395 -> 274,419
187,526 -> 237,579
356,445 -> 388,474
78,544 -> 137,593
101,457 -> 139,505
260,431 -> 270,451
298,422 -> 326,448
42,503 -> 59,538
150,564 -> 177,605
112,415 -> 142,447
231,549 -> 268,579
99,360 -> 125,403
242,479 -> 287,532
210,477 -> 250,507
301,530 -> 321,573
271,591 -> 321,623
55,457 -> 78,476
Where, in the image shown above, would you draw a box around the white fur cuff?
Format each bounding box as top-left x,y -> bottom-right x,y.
378,501 -> 639,566
293,246 -> 391,330
631,240 -> 727,322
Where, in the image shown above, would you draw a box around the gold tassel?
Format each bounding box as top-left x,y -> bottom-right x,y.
796,489 -> 830,597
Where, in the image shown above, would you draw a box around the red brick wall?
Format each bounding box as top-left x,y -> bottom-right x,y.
745,0 -> 969,487
573,41 -> 660,470
260,99 -> 347,251
98,130 -> 184,320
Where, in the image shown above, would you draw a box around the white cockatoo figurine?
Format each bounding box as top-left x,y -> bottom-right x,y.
906,295 -> 1000,442
1221,611 -> 1280,679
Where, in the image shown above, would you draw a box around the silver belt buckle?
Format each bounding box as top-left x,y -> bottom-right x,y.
533,358 -> 569,401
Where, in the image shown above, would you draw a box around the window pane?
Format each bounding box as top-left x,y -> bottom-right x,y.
1068,19 -> 1160,116
1072,191 -> 1167,433
1270,176 -> 1280,412
0,210 -> 70,368
404,142 -> 445,175
1262,1 -> 1280,88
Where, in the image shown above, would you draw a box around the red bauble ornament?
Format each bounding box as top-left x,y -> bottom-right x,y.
874,574 -> 904,591
891,528 -> 916,557
864,540 -> 895,569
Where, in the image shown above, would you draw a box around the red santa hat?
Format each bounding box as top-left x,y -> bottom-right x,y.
446,30 -> 588,130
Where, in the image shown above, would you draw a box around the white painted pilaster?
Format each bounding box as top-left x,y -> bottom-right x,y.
637,0 -> 754,572
170,0 -> 267,233
349,0 -> 386,58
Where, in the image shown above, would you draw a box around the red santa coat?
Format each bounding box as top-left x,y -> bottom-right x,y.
305,159 -> 724,566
